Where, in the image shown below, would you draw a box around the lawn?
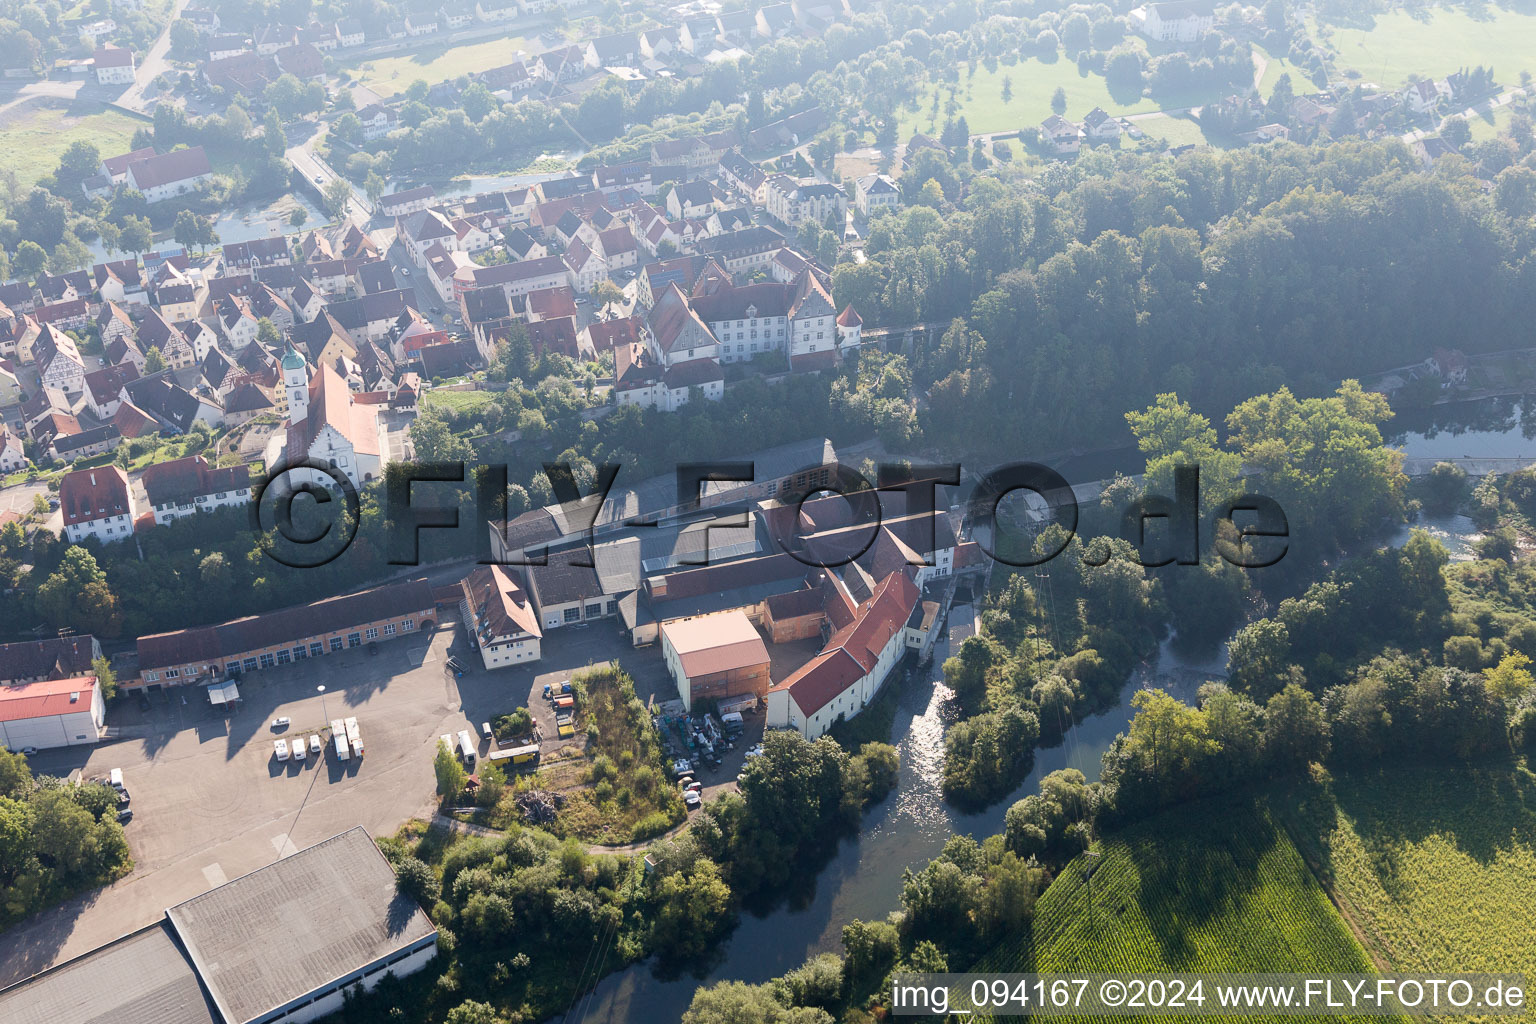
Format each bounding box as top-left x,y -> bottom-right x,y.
341,35 -> 535,97
1134,112 -> 1232,149
1322,7 -> 1536,89
970,798 -> 1378,1022
901,56 -> 1160,138
423,387 -> 499,414
0,99 -> 144,190
1287,764 -> 1536,982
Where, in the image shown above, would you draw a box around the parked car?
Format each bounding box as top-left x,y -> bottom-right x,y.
18,746 -> 36,756
137,694 -> 152,712
271,716 -> 291,730
117,808 -> 133,824
309,735 -> 323,755
684,790 -> 701,809
368,642 -> 379,656
401,266 -> 412,275
683,781 -> 702,793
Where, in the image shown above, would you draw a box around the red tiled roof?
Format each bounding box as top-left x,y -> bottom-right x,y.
836,304 -> 861,327
58,466 -> 130,525
0,676 -> 98,723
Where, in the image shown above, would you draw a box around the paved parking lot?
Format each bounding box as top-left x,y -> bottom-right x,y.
0,616 -> 684,986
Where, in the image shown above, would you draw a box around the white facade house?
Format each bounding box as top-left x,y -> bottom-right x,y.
93,45 -> 136,85
59,465 -> 138,544
141,455 -> 251,527
854,173 -> 900,218
459,565 -> 543,669
126,147 -> 214,203
0,676 -> 106,750
1129,0 -> 1215,43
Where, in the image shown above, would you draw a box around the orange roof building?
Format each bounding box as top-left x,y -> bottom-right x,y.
660,610 -> 771,712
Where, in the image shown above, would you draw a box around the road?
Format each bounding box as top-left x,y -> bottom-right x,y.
114,0 -> 191,115
338,15 -> 559,65
286,137 -> 374,226
1400,87 -> 1528,143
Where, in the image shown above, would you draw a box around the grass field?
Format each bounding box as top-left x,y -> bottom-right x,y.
342,35 -> 536,97
901,57 -> 1161,137
1290,764 -> 1536,984
0,99 -> 144,190
422,387 -> 499,414
1323,8 -> 1536,88
973,799 -> 1374,990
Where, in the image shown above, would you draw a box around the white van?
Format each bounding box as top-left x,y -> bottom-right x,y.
457,729 -> 476,765
109,768 -> 125,790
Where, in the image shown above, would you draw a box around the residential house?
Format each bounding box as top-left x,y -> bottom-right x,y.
1040,114 -> 1083,155
460,565 -> 543,668
336,18 -> 365,46
126,147 -> 213,203
854,173 -> 900,218
92,45 -> 135,85
1082,106 -> 1122,141
124,374 -> 223,433
379,185 -> 436,218
141,454 -> 251,525
83,363 -> 139,418
34,325 -> 86,394
59,465 -> 136,544
356,103 -> 398,140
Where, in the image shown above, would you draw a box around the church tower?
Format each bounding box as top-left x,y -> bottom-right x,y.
282,345 -> 310,423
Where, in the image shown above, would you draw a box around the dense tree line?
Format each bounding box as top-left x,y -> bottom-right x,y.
0,748 -> 132,929
834,140 -> 1536,457
331,729 -> 897,1024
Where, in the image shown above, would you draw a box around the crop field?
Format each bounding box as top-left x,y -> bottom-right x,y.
1296,765 -> 1536,985
342,35 -> 536,97
969,798 -> 1378,1022
1321,8 -> 1536,88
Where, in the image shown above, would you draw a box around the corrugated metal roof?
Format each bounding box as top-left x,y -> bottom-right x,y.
166,828 -> 436,1024
0,921 -> 218,1024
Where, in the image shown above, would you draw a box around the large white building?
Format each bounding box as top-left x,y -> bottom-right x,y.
0,675 -> 106,750
59,465 -> 137,544
1129,0 -> 1215,43
459,565 -> 543,669
125,146 -> 214,204
766,569 -> 920,739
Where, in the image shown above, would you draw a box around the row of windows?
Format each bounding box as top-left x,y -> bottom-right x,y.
142,621 -> 414,681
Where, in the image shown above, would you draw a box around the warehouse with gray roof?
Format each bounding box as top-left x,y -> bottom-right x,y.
0,828 -> 437,1024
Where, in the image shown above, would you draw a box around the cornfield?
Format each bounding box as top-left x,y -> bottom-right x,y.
968,798 -> 1380,1024
1313,765 -> 1536,1023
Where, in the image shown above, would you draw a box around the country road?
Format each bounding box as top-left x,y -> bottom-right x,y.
114,0 -> 191,115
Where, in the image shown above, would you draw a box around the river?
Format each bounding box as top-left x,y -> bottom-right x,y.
557,401 -> 1517,1023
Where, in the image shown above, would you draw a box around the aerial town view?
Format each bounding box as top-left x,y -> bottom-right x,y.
1,0 -> 1536,1021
